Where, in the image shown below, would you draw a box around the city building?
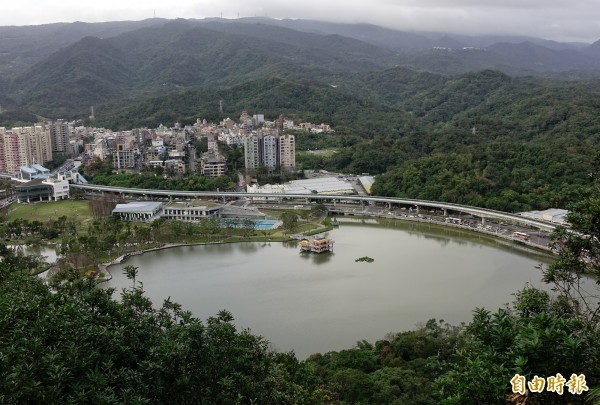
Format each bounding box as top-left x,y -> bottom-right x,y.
0,126 -> 53,173
519,208 -> 569,225
49,119 -> 70,155
112,202 -> 163,221
113,141 -> 136,170
279,134 -> 295,171
200,153 -> 227,177
261,134 -> 278,171
14,171 -> 71,202
248,177 -> 354,196
0,130 -> 24,172
239,111 -> 254,129
162,201 -> 221,221
243,129 -> 295,172
15,164 -> 50,181
244,133 -> 260,170
246,183 -> 286,201
253,114 -> 265,124
146,159 -> 186,174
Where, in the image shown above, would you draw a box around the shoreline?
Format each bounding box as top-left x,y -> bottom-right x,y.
98,215 -> 555,282
99,238 -> 294,282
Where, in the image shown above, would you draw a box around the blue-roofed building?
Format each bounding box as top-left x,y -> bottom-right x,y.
16,165 -> 51,181
14,171 -> 71,202
31,164 -> 50,174
19,166 -> 37,178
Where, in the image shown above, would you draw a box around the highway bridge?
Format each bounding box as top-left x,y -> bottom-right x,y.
72,183 -> 559,232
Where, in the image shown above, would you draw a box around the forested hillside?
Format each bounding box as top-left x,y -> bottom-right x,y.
7,20 -> 399,116
3,18 -> 600,119
93,69 -> 600,211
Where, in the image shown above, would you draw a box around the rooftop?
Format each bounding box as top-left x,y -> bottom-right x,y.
113,202 -> 163,213
358,176 -> 375,194
519,208 -> 569,224
165,201 -> 219,208
32,164 -> 49,173
285,177 -> 355,195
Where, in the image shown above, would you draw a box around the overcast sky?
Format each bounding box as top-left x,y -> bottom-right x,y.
2,0 -> 599,43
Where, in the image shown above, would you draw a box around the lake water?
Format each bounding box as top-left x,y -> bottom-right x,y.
106,217 -> 554,358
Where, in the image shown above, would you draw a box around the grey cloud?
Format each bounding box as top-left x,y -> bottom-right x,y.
1,0 -> 599,42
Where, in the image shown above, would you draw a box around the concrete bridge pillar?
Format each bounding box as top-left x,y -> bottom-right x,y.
481,217 -> 486,226
443,208 -> 448,216
415,205 -> 420,214
387,202 -> 391,209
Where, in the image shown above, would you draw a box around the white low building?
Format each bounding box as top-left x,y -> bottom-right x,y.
246,177 -> 356,201
285,177 -> 355,195
162,202 -> 221,221
246,183 -> 286,201
519,208 -> 569,225
112,202 -> 163,221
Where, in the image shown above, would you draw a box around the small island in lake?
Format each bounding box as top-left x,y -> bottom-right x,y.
355,256 -> 374,263
299,237 -> 335,253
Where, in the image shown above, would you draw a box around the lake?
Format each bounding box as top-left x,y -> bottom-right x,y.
106,217 -> 553,358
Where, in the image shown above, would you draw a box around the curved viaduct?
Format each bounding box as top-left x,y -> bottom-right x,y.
72,184 -> 558,232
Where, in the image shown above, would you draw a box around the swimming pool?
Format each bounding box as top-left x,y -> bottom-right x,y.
253,220 -> 280,230
219,219 -> 280,230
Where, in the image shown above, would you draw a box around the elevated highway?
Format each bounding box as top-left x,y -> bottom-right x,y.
72,183 -> 559,232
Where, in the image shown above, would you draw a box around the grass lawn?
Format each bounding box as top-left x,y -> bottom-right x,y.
296,223 -> 320,233
8,200 -> 93,224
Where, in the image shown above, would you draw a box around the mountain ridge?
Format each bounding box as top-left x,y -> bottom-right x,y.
3,17 -> 600,119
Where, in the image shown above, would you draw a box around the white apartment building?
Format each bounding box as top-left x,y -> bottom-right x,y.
261,134 -> 278,171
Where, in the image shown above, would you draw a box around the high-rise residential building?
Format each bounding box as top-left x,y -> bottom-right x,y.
0,131 -> 21,173
261,134 -> 278,171
243,130 -> 296,172
20,126 -> 53,166
279,134 -> 296,171
243,133 -> 260,170
49,119 -> 69,155
0,125 -> 53,173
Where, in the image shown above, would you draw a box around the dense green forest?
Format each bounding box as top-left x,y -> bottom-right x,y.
1,186 -> 599,403
3,18 -> 600,117
86,69 -> 600,211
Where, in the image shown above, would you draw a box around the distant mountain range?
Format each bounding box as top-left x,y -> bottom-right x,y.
1,17 -> 600,119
